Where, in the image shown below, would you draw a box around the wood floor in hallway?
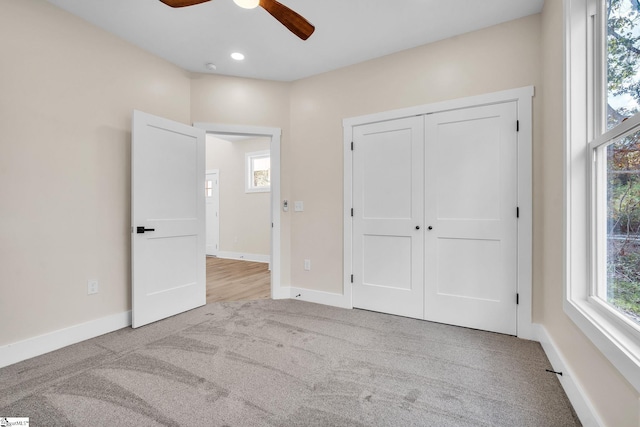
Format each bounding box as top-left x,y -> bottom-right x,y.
206,256 -> 271,303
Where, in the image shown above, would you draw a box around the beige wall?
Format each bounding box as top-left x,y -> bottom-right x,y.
540,1 -> 640,425
206,136 -> 271,256
0,0 -> 192,346
288,14 -> 543,293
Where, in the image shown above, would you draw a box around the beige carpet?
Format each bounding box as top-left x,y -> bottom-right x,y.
0,299 -> 580,426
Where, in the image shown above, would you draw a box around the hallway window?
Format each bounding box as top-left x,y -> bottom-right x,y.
246,150 -> 270,193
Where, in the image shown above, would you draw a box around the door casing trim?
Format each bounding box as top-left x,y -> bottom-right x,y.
205,169 -> 220,257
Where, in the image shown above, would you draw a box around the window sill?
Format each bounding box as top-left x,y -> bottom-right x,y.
564,295 -> 640,393
245,187 -> 270,194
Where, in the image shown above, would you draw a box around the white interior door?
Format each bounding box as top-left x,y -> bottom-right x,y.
205,171 -> 220,256
352,117 -> 424,319
424,102 -> 518,335
132,110 -> 206,328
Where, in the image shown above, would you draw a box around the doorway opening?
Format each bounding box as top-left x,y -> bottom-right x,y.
205,134 -> 271,303
195,123 -> 283,303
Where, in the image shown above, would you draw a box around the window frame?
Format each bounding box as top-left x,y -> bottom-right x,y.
565,0 -> 640,393
245,150 -> 271,193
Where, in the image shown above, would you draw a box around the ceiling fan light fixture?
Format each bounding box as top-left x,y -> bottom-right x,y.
159,0 -> 314,41
233,0 -> 259,9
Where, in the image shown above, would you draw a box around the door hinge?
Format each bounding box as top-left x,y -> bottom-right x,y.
351,274 -> 354,283
517,207 -> 520,218
351,208 -> 354,217
516,120 -> 520,132
351,141 -> 354,151
516,293 -> 520,305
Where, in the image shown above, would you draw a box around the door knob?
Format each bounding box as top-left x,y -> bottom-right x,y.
416,226 -> 420,230
136,226 -> 156,234
428,226 -> 433,230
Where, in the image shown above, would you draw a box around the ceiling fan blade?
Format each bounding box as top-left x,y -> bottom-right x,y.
259,0 -> 315,40
159,0 -> 211,8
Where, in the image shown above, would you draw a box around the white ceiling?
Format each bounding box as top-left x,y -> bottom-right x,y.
46,0 -> 544,82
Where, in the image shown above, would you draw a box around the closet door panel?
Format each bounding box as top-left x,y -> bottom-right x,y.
352,117 -> 424,319
424,102 -> 518,335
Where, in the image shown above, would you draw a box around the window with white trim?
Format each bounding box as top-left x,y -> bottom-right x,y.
595,0 -> 640,327
246,150 -> 270,193
566,0 -> 640,392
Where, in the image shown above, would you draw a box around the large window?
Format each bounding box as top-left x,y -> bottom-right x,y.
594,0 -> 640,326
566,0 -> 640,392
597,129 -> 640,324
605,0 -> 640,129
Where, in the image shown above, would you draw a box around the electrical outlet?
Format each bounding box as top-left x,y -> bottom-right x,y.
304,259 -> 311,271
88,280 -> 99,295
294,201 -> 304,212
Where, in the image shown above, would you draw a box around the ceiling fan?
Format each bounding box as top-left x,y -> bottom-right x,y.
159,0 -> 315,40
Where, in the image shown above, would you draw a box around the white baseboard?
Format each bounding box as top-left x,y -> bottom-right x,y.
0,311 -> 131,369
534,324 -> 605,427
272,285 -> 291,300
216,251 -> 270,264
289,287 -> 351,309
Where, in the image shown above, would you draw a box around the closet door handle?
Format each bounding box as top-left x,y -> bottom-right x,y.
428,226 -> 433,230
136,226 -> 155,234
416,226 -> 420,230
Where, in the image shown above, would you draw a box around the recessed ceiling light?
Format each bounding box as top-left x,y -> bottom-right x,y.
231,52 -> 245,61
205,63 -> 217,71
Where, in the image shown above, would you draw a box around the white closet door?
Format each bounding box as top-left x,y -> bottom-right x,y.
352,117 -> 424,319
423,102 -> 518,335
